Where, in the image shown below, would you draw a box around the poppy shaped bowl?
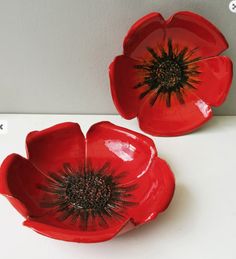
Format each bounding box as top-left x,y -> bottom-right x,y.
0,122 -> 175,243
109,11 -> 233,136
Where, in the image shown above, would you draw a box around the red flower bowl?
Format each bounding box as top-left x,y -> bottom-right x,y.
0,122 -> 175,243
109,11 -> 233,136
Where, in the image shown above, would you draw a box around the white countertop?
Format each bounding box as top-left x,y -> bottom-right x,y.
0,114 -> 235,259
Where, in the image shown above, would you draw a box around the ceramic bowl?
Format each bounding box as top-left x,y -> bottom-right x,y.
109,11 -> 233,136
0,122 -> 175,243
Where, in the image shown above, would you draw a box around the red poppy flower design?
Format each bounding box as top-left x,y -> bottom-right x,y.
0,122 -> 175,243
109,11 -> 233,136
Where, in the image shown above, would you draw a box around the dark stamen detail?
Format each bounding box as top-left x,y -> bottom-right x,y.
39,163 -> 136,230
134,39 -> 201,107
186,82 -> 197,89
176,90 -> 185,104
168,40 -> 173,58
134,82 -> 146,89
139,89 -> 152,99
134,64 -> 150,70
147,47 -> 159,60
185,57 -> 201,64
166,92 -> 171,107
177,47 -> 188,62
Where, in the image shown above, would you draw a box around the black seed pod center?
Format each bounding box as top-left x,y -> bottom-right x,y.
39,163 -> 137,229
65,175 -> 112,210
134,39 -> 201,107
156,59 -> 182,89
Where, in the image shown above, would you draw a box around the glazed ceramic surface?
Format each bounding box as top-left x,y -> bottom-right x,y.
0,121 -> 175,243
109,11 -> 233,136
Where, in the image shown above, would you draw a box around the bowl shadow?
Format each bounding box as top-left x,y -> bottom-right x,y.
115,183 -> 190,242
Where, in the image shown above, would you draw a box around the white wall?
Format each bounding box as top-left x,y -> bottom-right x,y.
0,0 -> 235,114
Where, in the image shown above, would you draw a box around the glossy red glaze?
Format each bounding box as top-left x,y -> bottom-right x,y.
138,92 -> 213,137
0,122 -> 175,243
109,11 -> 233,136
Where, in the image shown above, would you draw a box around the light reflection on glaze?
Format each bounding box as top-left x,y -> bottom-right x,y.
105,140 -> 136,161
145,212 -> 155,222
195,99 -> 211,118
137,146 -> 156,178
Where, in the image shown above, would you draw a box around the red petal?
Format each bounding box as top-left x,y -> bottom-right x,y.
138,92 -> 213,136
86,121 -> 157,183
123,12 -> 165,59
166,11 -> 228,59
0,154 -> 46,217
194,56 -> 233,106
23,217 -> 129,243
26,122 -> 85,174
131,157 -> 175,225
109,55 -> 148,119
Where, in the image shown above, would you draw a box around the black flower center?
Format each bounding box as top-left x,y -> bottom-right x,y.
65,174 -> 112,210
155,59 -> 182,89
134,39 -> 201,107
39,163 -> 136,230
